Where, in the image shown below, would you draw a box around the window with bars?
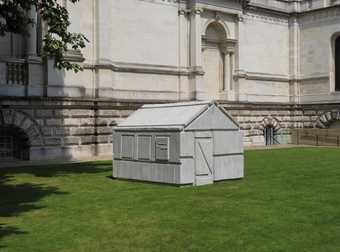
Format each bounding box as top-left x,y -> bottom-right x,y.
0,136 -> 14,159
264,126 -> 277,146
0,126 -> 29,161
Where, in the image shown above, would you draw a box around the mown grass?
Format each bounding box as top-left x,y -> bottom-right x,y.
1,148 -> 340,252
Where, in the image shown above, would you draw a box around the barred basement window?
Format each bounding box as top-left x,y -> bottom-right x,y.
0,126 -> 29,160
264,126 -> 276,146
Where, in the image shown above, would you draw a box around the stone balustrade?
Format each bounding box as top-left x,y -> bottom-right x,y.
0,59 -> 28,86
0,58 -> 43,97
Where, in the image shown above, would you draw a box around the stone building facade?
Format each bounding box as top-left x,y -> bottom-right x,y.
0,0 -> 340,160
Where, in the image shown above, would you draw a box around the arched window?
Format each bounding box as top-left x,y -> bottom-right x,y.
335,36 -> 340,91
0,126 -> 29,161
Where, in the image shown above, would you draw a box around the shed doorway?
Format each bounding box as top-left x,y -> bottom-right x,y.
195,137 -> 213,186
0,126 -> 29,161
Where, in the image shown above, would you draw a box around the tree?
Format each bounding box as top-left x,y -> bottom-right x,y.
0,0 -> 88,72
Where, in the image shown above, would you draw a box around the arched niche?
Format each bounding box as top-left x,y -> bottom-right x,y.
201,21 -> 236,100
205,22 -> 227,42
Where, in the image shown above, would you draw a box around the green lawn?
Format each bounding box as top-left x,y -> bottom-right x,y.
1,148 -> 340,252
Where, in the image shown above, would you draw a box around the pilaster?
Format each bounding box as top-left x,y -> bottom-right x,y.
26,6 -> 38,58
189,5 -> 204,100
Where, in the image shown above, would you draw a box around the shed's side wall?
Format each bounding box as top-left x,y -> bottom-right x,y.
115,161 -> 181,184
113,130 -> 183,184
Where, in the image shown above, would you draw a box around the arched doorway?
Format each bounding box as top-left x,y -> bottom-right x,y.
0,125 -> 30,161
335,36 -> 340,91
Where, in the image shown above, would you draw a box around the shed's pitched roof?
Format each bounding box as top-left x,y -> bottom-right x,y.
115,101 -> 239,130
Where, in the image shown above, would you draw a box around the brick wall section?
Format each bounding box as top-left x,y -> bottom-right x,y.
221,102 -> 340,145
1,97 -> 340,160
0,98 -> 144,160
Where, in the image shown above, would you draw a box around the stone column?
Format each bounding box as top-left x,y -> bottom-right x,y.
221,44 -> 235,95
289,15 -> 300,103
223,51 -> 230,92
190,7 -> 203,70
189,6 -> 204,100
26,6 -> 38,57
229,49 -> 235,92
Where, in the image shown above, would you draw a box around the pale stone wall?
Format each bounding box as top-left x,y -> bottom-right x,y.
298,7 -> 340,104
43,0 -> 295,103
1,0 -> 340,104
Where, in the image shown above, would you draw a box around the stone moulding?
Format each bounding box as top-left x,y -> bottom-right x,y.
83,61 -> 193,76
234,70 -> 289,83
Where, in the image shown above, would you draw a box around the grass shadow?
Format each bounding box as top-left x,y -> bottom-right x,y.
0,174 -> 66,247
0,161 -> 112,247
0,160 -> 112,178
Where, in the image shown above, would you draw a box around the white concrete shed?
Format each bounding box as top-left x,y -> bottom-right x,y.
112,101 -> 244,186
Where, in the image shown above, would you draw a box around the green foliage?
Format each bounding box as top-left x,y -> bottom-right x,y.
0,0 -> 88,72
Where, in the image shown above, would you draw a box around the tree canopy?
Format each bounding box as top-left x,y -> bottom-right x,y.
0,0 -> 88,72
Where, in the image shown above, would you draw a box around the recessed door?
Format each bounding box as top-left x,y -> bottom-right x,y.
195,138 -> 214,186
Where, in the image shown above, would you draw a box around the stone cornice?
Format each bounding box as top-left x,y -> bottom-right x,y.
84,60 -> 195,76
234,70 -> 290,82
245,0 -> 340,16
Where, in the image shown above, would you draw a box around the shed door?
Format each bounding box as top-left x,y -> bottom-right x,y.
195,138 -> 214,186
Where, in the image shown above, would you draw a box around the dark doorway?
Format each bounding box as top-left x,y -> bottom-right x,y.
264,126 -> 277,146
0,126 -> 29,161
336,36 -> 340,91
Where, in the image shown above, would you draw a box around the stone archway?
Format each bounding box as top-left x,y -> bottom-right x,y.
258,116 -> 281,131
259,116 -> 281,145
315,111 -> 340,128
0,109 -> 44,147
0,125 -> 30,160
